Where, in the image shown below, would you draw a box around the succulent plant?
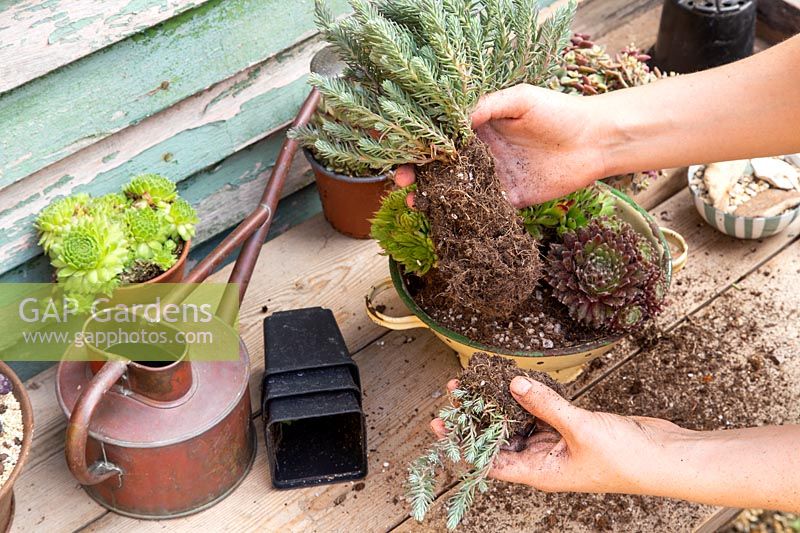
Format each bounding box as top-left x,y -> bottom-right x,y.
37,176 -> 198,302
123,174 -> 177,208
165,198 -> 198,242
549,33 -> 663,95
125,206 -> 170,261
35,193 -> 92,253
149,241 -> 179,271
49,219 -> 129,296
544,216 -> 665,331
90,192 -> 129,219
370,186 -> 437,275
521,186 -> 615,240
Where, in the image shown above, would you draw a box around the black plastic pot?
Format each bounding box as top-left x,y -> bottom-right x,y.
263,307 -> 360,386
265,390 -> 367,489
261,307 -> 367,489
652,0 -> 757,73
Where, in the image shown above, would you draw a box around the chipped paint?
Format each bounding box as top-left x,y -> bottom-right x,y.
0,0 -> 350,188
48,14 -> 102,44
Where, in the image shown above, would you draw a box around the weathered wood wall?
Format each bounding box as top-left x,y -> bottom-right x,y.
0,0 -> 350,281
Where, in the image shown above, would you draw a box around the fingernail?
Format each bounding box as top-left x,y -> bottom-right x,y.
510,377 -> 532,395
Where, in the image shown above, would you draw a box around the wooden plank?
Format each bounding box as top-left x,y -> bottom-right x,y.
398,232 -> 800,532
573,0 -> 662,39
394,190 -> 800,531
0,0 -> 350,191
10,214 -> 401,531
757,0 -> 800,42
17,185 -> 800,532
0,0 -> 212,95
0,35 -> 324,275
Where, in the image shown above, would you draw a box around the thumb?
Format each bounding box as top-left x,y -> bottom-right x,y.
509,376 -> 583,439
471,85 -> 534,129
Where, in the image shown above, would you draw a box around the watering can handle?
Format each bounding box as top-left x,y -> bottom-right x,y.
65,359 -> 129,486
365,279 -> 428,331
660,227 -> 689,274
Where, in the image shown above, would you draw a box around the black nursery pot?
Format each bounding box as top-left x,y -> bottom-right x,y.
261,307 -> 367,489
652,0 -> 757,73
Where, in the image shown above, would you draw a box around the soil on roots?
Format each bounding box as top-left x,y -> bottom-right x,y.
415,137 -> 541,318
458,354 -> 565,442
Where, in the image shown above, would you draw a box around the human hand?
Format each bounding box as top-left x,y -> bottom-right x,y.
471,84 -> 607,207
431,376 -> 689,495
393,84 -> 607,208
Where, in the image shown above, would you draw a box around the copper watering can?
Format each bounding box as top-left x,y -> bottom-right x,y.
56,47 -> 346,519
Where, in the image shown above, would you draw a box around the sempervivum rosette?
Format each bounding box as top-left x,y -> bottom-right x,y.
545,216 -> 665,332
50,218 -> 128,296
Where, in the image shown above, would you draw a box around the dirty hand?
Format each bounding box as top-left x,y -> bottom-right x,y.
394,84 -> 606,208
431,377 -> 685,495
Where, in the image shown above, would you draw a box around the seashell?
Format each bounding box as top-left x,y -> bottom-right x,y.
750,157 -> 800,191
785,153 -> 800,168
703,160 -> 748,210
733,189 -> 800,217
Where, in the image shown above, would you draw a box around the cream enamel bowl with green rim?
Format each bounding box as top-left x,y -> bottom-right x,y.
365,184 -> 688,383
688,163 -> 800,240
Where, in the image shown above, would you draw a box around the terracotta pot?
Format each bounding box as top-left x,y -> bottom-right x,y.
304,149 -> 391,239
0,361 -> 34,532
365,184 -> 689,383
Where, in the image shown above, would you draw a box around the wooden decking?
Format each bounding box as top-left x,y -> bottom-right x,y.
10,0 -> 800,531
10,168 -> 800,531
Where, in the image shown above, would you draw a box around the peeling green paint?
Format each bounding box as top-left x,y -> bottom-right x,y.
1,127 -> 313,281
0,0 -> 350,188
29,12 -> 67,28
0,74 -> 309,272
42,173 -> 72,194
101,150 -> 120,163
48,14 -> 103,43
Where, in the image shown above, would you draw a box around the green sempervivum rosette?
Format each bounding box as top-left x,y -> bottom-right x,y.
35,193 -> 92,253
165,198 -> 198,242
90,193 -> 129,220
50,219 -> 128,296
370,186 -> 437,275
123,174 -> 177,208
125,207 -> 170,261
521,187 -> 614,240
544,216 -> 664,331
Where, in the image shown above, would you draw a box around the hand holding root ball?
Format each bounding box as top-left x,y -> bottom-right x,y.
430,375 -> 681,495
393,85 -> 605,208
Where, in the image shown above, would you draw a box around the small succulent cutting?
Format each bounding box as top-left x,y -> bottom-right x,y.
544,216 -> 666,331
521,186 -> 615,240
407,354 -> 565,530
370,185 -> 437,275
549,33 -> 663,95
37,175 -> 198,303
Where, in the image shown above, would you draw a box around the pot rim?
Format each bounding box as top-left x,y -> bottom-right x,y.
303,148 -> 389,184
0,361 -> 33,503
388,184 -> 674,359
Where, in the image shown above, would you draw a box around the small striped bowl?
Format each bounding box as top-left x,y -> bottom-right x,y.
688,164 -> 800,240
